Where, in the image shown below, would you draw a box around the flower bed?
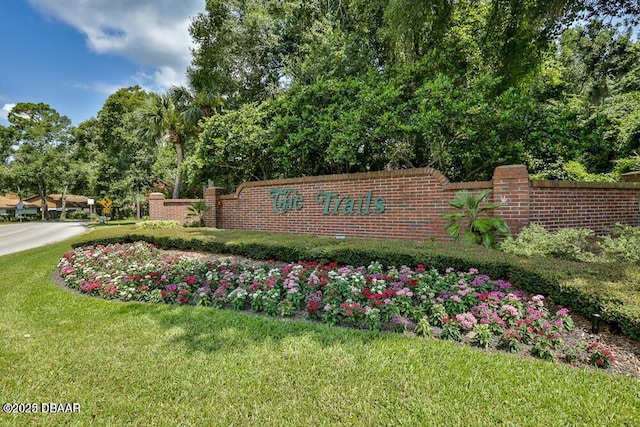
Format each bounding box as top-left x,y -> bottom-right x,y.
58,242 -> 615,368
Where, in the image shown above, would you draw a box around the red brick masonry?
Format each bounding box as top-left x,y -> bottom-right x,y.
149,165 -> 640,240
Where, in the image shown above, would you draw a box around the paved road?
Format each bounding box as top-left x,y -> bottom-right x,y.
0,222 -> 89,256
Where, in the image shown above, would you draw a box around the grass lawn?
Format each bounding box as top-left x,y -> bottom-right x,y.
1,226 -> 639,426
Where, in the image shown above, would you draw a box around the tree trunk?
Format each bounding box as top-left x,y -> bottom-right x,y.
38,177 -> 47,221
60,184 -> 68,220
172,141 -> 184,199
136,184 -> 141,220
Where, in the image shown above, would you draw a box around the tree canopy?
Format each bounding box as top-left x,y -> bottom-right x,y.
3,0 -> 640,218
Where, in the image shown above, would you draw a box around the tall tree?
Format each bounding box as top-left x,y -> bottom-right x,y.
136,91 -> 190,199
93,86 -> 155,215
6,103 -> 72,219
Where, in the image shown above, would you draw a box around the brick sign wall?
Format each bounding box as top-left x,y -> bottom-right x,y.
529,181 -> 640,233
207,167 -> 469,240
149,165 -> 640,239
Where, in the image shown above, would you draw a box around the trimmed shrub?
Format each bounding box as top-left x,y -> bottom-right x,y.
134,220 -> 180,230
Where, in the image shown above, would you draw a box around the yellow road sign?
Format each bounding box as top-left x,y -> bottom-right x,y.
98,198 -> 113,214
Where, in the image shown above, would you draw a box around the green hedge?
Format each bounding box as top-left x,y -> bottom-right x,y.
73,231 -> 640,340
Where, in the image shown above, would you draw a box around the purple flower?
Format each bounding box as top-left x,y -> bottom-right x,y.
471,275 -> 490,287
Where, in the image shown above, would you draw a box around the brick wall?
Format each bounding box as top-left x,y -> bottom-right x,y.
148,193 -> 201,224
151,166 -> 640,239
203,168 -> 494,240
530,181 -> 640,233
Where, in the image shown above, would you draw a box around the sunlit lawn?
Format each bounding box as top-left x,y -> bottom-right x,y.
0,226 -> 638,426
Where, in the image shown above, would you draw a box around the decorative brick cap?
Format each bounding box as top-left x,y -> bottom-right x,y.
148,192 -> 165,200
621,171 -> 640,182
204,187 -> 228,197
493,165 -> 529,180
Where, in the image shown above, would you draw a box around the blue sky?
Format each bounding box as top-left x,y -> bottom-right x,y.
0,0 -> 205,125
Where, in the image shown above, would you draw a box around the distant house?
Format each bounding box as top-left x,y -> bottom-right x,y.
23,194 -> 90,218
0,193 -> 39,219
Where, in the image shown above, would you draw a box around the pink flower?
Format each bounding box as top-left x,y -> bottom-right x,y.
501,305 -> 519,317
455,313 -> 477,331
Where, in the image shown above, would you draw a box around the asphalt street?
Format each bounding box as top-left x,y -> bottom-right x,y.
0,222 -> 89,256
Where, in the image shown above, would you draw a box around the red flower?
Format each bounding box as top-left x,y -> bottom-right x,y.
417,264 -> 425,272
306,300 -> 320,316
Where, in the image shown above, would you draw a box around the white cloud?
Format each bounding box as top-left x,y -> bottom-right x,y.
0,103 -> 16,122
28,0 -> 205,91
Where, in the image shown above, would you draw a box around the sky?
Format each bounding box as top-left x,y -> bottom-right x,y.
0,0 -> 206,126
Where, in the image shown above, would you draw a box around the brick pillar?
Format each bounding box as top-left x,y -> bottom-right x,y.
492,165 -> 530,235
203,187 -> 227,228
148,192 -> 165,221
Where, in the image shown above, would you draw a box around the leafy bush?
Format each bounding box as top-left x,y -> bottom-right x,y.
597,224 -> 640,263
134,220 -> 180,230
501,223 -> 640,263
530,160 -> 618,182
66,210 -> 88,220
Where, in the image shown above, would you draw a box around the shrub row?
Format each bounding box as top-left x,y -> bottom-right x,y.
73,231 -> 640,340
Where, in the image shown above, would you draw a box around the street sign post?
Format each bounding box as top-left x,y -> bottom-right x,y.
87,198 -> 95,218
16,201 -> 24,222
98,198 -> 113,222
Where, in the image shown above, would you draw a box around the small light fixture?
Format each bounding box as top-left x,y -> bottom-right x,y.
591,314 -> 601,334
335,234 -> 346,240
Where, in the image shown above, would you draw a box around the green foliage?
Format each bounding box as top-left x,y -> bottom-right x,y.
596,224 -> 640,263
184,4 -> 640,189
415,316 -> 432,338
186,200 -> 212,227
442,190 -> 510,247
471,323 -> 494,349
66,211 -> 88,220
530,160 -> 619,181
500,223 -> 640,263
134,220 -> 180,230
3,102 -> 74,220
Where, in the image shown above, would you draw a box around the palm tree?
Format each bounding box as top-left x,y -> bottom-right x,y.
442,189 -> 510,248
186,200 -> 212,227
136,92 -> 186,199
136,87 -> 221,199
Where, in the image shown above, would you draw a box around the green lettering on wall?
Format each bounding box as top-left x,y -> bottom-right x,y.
269,188 -> 303,214
270,188 -> 387,215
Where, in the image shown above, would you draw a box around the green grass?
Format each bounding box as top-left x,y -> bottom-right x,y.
1,227 -> 639,426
